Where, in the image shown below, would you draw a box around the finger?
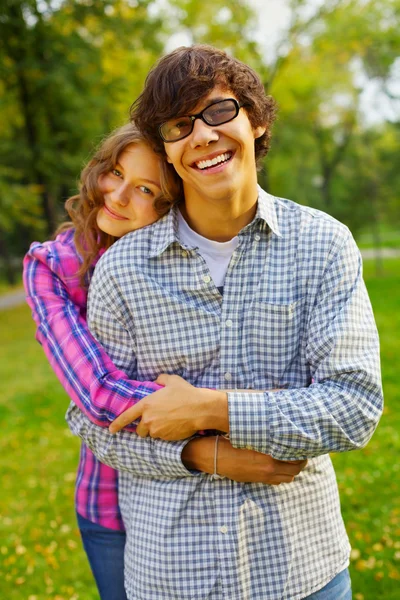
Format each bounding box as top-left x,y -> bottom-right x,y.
136,420 -> 150,438
283,465 -> 305,477
109,403 -> 143,434
154,373 -> 171,386
269,475 -> 295,485
276,459 -> 307,466
280,461 -> 308,478
291,459 -> 308,473
276,459 -> 308,473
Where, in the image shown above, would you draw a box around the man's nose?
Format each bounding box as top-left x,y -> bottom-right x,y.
189,118 -> 219,148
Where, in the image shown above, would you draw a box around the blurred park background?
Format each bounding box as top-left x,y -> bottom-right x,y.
0,0 -> 399,598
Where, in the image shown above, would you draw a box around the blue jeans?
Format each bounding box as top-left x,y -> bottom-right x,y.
77,512 -> 128,600
304,568 -> 352,599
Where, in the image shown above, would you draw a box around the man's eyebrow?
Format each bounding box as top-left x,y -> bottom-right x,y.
178,97 -> 230,117
192,97 -> 228,112
207,96 -> 228,104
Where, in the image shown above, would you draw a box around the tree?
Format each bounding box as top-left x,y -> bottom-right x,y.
263,0 -> 400,236
0,0 -> 167,273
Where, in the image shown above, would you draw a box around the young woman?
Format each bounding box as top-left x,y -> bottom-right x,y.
23,123 -> 181,600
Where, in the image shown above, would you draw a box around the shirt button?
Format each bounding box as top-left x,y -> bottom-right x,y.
181,250 -> 188,257
254,234 -> 261,241
225,319 -> 233,328
202,275 -> 211,284
224,372 -> 232,381
220,526 -> 228,534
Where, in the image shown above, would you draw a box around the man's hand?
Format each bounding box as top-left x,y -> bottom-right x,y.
182,436 -> 307,485
109,374 -> 228,439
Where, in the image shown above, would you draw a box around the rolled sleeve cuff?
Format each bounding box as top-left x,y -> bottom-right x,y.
152,437 -> 201,478
228,391 -> 271,453
67,403 -> 200,480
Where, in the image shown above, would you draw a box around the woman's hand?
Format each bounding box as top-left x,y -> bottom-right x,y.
109,374 -> 228,439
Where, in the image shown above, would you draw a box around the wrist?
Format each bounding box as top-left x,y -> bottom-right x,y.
181,436 -> 216,474
196,388 -> 229,432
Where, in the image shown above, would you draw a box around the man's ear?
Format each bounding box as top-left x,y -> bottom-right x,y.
253,125 -> 266,139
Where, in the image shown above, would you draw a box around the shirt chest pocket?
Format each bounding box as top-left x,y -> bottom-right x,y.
243,297 -> 306,385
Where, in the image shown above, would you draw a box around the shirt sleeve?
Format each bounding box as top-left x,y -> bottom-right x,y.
228,230 -> 383,460
22,236 -> 162,430
66,402 -> 197,479
68,261 -> 196,479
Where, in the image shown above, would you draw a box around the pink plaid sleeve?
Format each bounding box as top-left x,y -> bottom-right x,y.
23,229 -> 162,430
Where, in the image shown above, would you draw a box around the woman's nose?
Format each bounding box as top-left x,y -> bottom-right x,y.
110,183 -> 130,206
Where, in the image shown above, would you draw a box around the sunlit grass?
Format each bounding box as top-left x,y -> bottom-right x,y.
333,258 -> 400,600
0,261 -> 399,598
0,304 -> 97,599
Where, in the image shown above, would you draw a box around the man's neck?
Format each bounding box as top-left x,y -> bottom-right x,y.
181,183 -> 259,242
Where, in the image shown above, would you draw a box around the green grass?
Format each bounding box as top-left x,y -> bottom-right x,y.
0,304 -> 97,600
332,258 -> 400,600
1,261 -> 399,599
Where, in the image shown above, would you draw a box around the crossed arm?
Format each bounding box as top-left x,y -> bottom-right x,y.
26,228 -> 382,483
93,230 -> 383,463
24,234 -> 305,484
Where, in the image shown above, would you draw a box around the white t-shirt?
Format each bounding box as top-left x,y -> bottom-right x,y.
178,210 -> 239,288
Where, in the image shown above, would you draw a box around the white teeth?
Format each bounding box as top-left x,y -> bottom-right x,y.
196,152 -> 232,170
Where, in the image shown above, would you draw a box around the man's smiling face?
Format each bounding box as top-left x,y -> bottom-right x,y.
163,87 -> 265,208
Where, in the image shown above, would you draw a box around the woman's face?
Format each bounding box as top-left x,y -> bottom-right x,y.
97,142 -> 162,238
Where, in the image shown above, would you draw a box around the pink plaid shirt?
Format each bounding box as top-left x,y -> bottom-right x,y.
23,229 -> 162,531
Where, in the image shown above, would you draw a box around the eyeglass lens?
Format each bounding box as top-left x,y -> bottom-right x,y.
160,99 -> 239,142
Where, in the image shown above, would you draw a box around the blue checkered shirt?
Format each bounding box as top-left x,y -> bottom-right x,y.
67,187 -> 382,600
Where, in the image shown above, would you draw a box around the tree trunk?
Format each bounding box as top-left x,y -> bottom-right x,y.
6,1 -> 56,237
0,229 -> 17,286
321,169 -> 333,210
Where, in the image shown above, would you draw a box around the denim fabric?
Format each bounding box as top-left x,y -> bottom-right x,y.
304,568 -> 351,599
77,512 -> 128,600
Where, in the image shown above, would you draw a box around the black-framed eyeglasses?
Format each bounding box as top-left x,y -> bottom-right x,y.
159,98 -> 245,143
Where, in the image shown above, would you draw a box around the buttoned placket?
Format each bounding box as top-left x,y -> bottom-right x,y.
213,505 -> 240,599
218,234 -> 256,390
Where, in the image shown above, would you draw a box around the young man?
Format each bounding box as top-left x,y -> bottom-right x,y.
67,45 -> 382,599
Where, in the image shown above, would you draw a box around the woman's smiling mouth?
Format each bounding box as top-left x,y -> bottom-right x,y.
103,205 -> 129,220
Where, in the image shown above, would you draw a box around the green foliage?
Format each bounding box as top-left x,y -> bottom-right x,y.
0,167 -> 44,233
0,0 -> 167,246
0,0 -> 399,254
263,0 -> 400,235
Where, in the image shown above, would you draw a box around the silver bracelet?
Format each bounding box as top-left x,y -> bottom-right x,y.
211,435 -> 224,481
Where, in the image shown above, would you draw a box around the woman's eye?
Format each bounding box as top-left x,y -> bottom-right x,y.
111,168 -> 122,177
139,186 -> 153,195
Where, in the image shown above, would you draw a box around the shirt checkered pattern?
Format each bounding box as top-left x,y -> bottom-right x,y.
67,187 -> 382,599
23,229 -> 162,531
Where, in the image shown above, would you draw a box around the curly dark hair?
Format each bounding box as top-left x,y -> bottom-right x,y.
131,44 -> 277,167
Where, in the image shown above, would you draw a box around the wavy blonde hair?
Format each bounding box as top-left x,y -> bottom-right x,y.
57,122 -> 182,284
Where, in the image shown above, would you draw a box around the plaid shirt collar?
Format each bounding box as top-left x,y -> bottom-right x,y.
148,185 -> 282,258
